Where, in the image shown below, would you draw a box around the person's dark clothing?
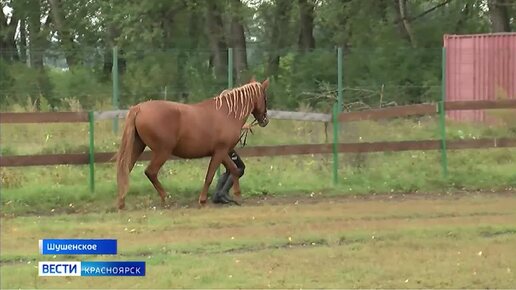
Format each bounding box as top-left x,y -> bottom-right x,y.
212,149 -> 245,204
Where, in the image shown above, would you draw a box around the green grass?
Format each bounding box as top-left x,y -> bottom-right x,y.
2,147 -> 516,216
2,193 -> 516,288
1,106 -> 516,216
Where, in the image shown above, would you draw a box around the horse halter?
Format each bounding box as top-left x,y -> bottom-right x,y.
256,87 -> 269,127
240,91 -> 267,147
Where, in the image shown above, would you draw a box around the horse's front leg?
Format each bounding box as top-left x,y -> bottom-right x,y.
198,151 -> 225,206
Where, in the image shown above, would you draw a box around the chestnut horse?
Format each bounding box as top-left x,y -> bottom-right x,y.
114,78 -> 270,209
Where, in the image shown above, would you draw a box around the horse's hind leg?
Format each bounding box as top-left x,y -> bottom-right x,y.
129,135 -> 146,172
145,150 -> 169,207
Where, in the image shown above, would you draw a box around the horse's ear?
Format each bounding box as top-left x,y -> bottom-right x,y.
262,78 -> 270,90
249,76 -> 256,83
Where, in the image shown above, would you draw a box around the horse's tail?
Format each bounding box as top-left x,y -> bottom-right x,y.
115,105 -> 140,209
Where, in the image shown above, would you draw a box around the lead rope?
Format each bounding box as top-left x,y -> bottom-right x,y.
238,119 -> 258,147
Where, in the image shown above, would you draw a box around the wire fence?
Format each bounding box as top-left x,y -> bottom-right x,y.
0,46 -> 443,112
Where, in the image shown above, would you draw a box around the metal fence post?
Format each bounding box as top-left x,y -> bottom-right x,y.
332,47 -> 344,186
88,111 -> 95,193
337,47 -> 343,112
112,46 -> 120,134
217,47 -> 234,178
228,47 -> 234,88
332,103 -> 339,185
439,47 -> 448,178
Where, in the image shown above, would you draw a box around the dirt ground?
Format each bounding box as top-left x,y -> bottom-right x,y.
2,190 -> 515,289
165,189 -> 516,210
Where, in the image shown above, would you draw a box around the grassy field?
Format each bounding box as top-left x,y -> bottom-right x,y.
1,108 -> 516,216
1,192 -> 516,289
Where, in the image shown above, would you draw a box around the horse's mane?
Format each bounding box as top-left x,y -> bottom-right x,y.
213,82 -> 262,120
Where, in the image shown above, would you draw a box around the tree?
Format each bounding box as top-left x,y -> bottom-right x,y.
487,0 -> 512,32
228,0 -> 248,83
205,0 -> 228,80
0,0 -> 510,109
265,0 -> 292,77
48,0 -> 77,69
394,0 -> 417,47
0,1 -> 18,62
297,0 -> 315,52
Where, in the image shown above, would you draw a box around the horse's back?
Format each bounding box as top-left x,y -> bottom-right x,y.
137,99 -> 185,110
134,100 -> 227,157
133,100 -> 184,149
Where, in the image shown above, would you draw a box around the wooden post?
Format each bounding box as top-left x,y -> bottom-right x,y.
88,111 -> 95,192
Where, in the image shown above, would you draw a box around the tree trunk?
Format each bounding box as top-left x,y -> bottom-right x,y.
377,0 -> 390,23
297,0 -> 315,52
266,0 -> 292,77
27,0 -> 44,69
205,1 -> 228,80
335,0 -> 352,49
48,0 -> 78,69
19,19 -> 27,63
102,25 -> 115,80
454,2 -> 471,33
487,0 -> 511,32
160,6 -> 177,48
0,10 -> 10,61
394,0 -> 417,47
24,0 -> 54,105
188,6 -> 202,48
0,8 -> 19,62
229,0 -> 248,83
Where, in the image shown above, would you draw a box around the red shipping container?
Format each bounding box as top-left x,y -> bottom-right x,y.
444,33 -> 516,123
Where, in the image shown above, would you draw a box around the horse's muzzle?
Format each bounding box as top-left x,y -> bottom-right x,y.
258,116 -> 269,127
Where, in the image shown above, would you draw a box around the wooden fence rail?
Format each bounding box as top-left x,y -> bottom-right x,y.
0,112 -> 89,123
2,138 -> 516,167
3,99 -> 515,124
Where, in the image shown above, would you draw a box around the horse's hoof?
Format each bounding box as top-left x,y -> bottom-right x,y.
232,194 -> 242,204
198,199 -> 207,207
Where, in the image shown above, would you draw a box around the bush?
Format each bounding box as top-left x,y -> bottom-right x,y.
48,67 -> 110,110
1,63 -> 54,107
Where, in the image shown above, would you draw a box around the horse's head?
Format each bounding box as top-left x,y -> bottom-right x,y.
251,77 -> 270,127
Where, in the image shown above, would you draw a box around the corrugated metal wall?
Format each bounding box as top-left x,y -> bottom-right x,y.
444,33 -> 516,123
